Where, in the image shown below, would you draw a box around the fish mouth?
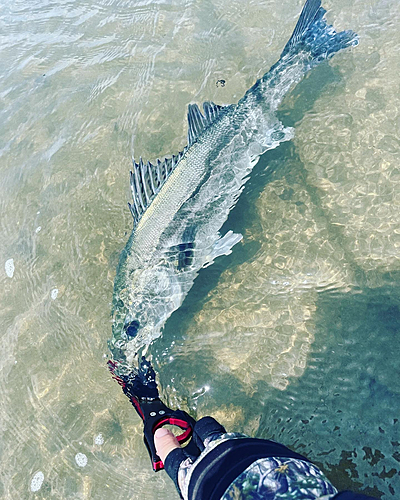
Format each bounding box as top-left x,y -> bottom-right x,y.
108,355 -> 159,401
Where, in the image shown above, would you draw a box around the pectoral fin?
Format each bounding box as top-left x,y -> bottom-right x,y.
203,231 -> 243,268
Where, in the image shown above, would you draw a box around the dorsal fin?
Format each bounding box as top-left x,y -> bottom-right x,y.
129,149 -> 187,226
187,101 -> 228,147
129,100 -> 229,226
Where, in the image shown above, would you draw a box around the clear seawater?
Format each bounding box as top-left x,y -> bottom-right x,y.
1,0 -> 399,498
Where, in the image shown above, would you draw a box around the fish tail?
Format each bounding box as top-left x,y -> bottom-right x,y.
281,0 -> 358,65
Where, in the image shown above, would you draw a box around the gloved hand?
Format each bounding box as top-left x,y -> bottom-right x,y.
154,416 -> 227,499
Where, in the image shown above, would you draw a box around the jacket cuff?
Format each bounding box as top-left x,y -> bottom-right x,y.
164,448 -> 188,497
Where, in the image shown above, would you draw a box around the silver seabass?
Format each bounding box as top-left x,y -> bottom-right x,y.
109,0 -> 358,369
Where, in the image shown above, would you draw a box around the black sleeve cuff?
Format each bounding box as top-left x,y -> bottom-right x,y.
164,448 -> 189,497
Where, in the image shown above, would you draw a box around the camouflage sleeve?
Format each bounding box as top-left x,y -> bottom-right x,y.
220,456 -> 338,500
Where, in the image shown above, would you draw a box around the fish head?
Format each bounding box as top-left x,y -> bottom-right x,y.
110,307 -> 158,366
110,262 -> 183,364
109,300 -> 151,367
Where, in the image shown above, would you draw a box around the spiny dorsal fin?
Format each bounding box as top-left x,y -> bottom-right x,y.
187,101 -> 228,147
129,100 -> 229,226
129,148 -> 187,226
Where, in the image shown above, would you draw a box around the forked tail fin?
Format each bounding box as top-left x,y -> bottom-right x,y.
281,0 -> 358,63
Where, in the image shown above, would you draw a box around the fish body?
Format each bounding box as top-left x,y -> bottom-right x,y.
109,0 -> 358,369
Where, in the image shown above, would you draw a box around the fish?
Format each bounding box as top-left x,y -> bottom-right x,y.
109,0 -> 358,370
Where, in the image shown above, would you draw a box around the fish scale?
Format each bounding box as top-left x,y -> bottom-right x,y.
130,119 -> 229,262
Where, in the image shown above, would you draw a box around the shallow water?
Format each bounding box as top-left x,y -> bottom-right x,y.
0,0 -> 399,498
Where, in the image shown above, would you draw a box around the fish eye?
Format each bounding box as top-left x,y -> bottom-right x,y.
124,320 -> 140,338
